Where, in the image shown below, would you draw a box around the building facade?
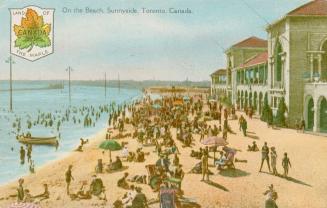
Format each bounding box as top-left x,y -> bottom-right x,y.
210,69 -> 227,98
210,0 -> 327,133
234,51 -> 269,115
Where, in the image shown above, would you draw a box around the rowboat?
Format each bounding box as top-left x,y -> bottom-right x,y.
17,135 -> 59,146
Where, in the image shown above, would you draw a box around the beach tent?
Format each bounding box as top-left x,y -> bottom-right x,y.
99,140 -> 122,163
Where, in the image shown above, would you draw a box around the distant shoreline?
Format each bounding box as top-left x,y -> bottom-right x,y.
0,86 -> 64,92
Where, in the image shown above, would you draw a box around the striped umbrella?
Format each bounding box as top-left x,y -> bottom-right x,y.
201,136 -> 228,165
8,202 -> 41,208
201,136 -> 228,147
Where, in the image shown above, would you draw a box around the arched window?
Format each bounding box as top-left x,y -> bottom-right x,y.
321,41 -> 327,81
274,41 -> 283,82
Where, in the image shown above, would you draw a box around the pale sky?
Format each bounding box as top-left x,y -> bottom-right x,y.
0,0 -> 309,81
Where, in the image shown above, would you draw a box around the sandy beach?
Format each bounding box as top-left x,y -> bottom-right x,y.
0,92 -> 327,208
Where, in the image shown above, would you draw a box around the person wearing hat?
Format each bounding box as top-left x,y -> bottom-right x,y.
270,147 -> 278,176
65,165 -> 74,195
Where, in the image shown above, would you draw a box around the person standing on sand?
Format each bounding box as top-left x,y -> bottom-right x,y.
17,178 -> 24,202
241,117 -> 247,137
238,115 -> 244,131
259,142 -> 271,173
282,152 -> 291,178
270,147 -> 278,176
65,165 -> 74,195
201,151 -> 209,181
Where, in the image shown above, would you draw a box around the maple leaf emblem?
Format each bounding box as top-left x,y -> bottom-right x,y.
13,8 -> 51,52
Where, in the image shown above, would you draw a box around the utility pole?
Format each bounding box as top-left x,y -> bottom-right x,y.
66,66 -> 73,105
104,72 -> 107,98
5,56 -> 15,112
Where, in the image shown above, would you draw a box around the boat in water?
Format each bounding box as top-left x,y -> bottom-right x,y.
17,135 -> 59,146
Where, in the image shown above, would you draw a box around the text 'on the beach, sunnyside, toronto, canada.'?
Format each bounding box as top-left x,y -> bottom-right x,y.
62,6 -> 193,15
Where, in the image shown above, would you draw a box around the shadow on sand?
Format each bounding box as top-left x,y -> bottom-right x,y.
219,168 -> 250,178
246,134 -> 260,140
204,180 -> 229,192
261,171 -> 312,187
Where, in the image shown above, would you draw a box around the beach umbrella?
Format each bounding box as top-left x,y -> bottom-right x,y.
201,136 -> 228,146
152,104 -> 161,110
8,202 -> 41,208
202,136 -> 228,164
99,140 -> 122,163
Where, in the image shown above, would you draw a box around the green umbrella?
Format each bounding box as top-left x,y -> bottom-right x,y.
99,140 -> 122,163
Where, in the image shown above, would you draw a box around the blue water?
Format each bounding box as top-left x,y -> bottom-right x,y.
0,82 -> 141,185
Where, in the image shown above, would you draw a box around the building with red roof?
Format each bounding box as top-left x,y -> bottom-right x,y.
210,0 -> 327,132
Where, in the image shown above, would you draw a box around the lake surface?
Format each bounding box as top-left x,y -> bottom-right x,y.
0,81 -> 141,185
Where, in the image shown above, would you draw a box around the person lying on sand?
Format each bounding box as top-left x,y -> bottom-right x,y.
127,175 -> 147,184
70,181 -> 91,200
33,184 -> 49,201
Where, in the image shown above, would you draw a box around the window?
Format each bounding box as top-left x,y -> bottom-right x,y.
275,41 -> 283,82
271,96 -> 280,108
